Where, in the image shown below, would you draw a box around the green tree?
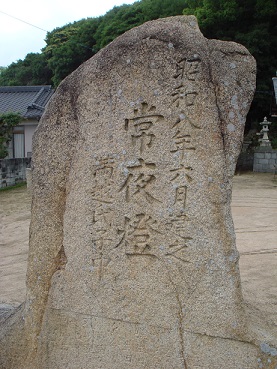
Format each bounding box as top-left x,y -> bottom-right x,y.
183,0 -> 277,128
94,4 -> 144,49
43,18 -> 100,86
0,66 -> 6,75
0,53 -> 52,86
1,0 -> 276,131
183,0 -> 238,38
0,113 -> 22,159
95,0 -> 186,50
0,0 -> 189,87
40,0 -> 185,86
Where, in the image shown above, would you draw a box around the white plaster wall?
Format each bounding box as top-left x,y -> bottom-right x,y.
24,122 -> 38,157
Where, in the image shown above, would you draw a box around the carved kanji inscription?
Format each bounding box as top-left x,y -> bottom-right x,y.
125,102 -> 163,154
119,158 -> 160,203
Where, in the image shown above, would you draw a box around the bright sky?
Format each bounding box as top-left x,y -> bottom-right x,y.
0,0 -> 135,67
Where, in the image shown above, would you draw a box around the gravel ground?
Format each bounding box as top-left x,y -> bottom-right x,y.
0,173 -> 276,341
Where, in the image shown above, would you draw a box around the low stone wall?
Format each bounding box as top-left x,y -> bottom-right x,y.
0,158 -> 31,188
253,149 -> 277,173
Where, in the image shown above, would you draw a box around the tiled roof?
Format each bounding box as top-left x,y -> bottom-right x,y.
0,85 -> 55,119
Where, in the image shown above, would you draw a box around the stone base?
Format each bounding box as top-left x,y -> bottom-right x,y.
253,150 -> 277,173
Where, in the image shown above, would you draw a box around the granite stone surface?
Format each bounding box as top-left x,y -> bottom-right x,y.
0,16 -> 264,368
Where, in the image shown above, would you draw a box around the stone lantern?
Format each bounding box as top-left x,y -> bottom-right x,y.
257,117 -> 272,147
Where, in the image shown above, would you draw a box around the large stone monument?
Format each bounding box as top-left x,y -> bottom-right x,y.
0,16 -> 261,368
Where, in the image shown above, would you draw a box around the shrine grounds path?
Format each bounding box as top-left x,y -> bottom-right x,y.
0,173 -> 276,334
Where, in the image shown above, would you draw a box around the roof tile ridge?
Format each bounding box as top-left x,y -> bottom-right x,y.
0,85 -> 46,92
28,86 -> 47,109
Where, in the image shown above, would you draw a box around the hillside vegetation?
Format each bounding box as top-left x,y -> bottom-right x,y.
0,0 -> 276,136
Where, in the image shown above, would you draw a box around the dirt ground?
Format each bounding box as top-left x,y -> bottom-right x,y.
0,173 -> 276,339
0,185 -> 30,305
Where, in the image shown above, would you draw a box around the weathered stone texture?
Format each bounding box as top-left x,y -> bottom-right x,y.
0,16 -> 264,368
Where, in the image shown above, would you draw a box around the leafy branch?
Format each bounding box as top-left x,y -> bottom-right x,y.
0,113 -> 22,159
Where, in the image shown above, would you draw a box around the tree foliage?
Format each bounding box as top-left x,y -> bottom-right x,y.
183,0 -> 277,126
0,113 -> 22,159
0,66 -> 6,75
0,0 -> 186,87
0,53 -> 52,86
43,18 -> 100,86
94,0 -> 185,49
0,0 -> 276,132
